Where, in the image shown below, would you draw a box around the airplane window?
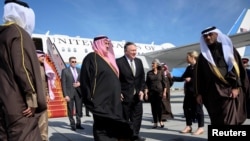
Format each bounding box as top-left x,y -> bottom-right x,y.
85,49 -> 88,53
62,47 -> 65,52
68,47 -> 71,52
73,48 -> 77,52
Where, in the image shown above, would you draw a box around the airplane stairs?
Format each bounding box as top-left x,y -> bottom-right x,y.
45,56 -> 68,118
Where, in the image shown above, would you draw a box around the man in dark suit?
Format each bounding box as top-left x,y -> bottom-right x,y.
116,42 -> 146,141
61,56 -> 84,131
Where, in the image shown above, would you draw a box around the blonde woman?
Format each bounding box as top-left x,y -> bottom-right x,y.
172,51 -> 204,135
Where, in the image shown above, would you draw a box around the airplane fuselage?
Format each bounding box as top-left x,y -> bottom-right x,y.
32,33 -> 175,69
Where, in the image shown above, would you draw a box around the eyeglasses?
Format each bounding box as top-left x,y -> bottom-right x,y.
71,61 -> 77,63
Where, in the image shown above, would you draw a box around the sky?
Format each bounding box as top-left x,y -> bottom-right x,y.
0,0 -> 250,47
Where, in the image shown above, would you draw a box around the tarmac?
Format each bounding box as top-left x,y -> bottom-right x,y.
48,90 -> 250,141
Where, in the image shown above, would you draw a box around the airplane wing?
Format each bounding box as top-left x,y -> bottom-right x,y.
144,31 -> 250,71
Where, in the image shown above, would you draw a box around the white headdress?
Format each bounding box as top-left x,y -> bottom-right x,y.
200,26 -> 234,71
3,1 -> 35,36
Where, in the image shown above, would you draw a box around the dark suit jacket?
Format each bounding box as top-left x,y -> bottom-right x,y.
61,67 -> 81,98
116,56 -> 145,102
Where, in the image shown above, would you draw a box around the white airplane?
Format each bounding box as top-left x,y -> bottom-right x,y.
32,33 -> 175,76
32,8 -> 250,76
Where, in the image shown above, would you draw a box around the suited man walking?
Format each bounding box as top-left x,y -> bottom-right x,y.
61,56 -> 84,131
116,42 -> 146,141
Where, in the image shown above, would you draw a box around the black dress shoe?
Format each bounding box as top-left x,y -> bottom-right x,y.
71,125 -> 76,131
152,126 -> 157,129
76,125 -> 84,129
160,123 -> 164,128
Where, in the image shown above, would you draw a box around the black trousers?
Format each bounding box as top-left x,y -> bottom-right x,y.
67,93 -> 83,126
122,96 -> 143,137
183,94 -> 204,127
149,91 -> 163,123
85,106 -> 90,115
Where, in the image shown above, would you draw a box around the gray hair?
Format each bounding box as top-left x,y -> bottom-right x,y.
152,59 -> 161,66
